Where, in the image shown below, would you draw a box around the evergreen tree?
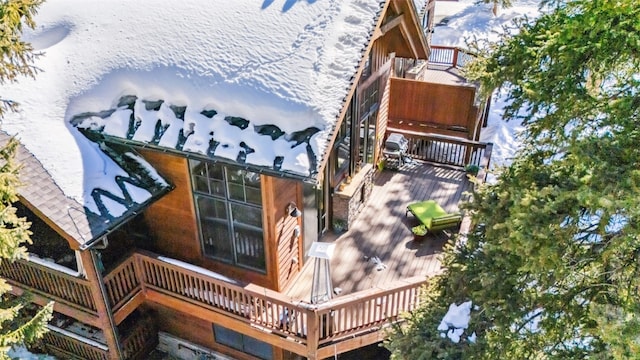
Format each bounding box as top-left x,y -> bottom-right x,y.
0,1 -> 53,357
387,0 -> 640,358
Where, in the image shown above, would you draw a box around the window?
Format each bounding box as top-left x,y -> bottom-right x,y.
213,324 -> 273,360
190,160 -> 265,272
356,77 -> 380,165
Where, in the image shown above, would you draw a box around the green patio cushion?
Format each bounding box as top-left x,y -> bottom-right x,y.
407,200 -> 462,231
406,200 -> 448,229
430,213 -> 462,231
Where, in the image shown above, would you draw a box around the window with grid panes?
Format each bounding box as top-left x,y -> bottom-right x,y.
190,160 -> 265,272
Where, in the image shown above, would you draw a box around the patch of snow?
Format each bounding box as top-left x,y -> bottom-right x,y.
8,345 -> 56,360
157,256 -> 237,284
518,308 -> 542,334
468,331 -> 477,343
433,0 -> 540,47
438,300 -> 473,343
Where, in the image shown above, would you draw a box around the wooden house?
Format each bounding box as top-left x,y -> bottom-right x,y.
1,0 -> 492,359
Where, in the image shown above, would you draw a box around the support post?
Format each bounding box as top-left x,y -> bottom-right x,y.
80,249 -> 124,360
306,309 -> 319,360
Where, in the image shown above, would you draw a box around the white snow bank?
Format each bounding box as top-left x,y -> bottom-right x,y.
433,0 -> 540,48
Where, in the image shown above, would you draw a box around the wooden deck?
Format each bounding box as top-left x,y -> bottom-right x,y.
286,160 -> 472,301
422,64 -> 476,87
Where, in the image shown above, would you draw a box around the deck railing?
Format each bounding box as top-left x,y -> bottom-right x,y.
429,45 -> 475,68
316,277 -> 424,344
387,130 -> 492,174
0,256 -> 96,313
134,251 -> 310,342
42,325 -> 109,360
103,255 -> 141,312
121,315 -> 158,360
101,250 -> 427,356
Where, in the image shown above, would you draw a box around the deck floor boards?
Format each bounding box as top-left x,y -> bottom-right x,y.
286,161 -> 471,301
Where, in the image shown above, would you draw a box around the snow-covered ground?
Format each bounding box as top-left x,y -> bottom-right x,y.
432,0 -> 541,171
8,346 -> 56,360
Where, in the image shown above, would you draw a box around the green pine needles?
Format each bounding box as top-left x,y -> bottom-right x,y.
0,1 -> 53,357
387,0 -> 640,358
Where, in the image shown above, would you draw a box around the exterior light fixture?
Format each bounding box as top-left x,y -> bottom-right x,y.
288,202 -> 301,218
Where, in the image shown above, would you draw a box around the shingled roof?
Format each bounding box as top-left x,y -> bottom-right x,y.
2,132 -> 171,249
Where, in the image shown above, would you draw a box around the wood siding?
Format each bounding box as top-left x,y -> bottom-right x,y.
138,149 -> 202,264
375,65 -> 393,164
143,303 -> 264,360
267,177 -> 303,292
137,149 -> 283,289
388,77 -> 478,139
136,148 -> 303,291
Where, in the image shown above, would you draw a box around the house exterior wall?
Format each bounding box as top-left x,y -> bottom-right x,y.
137,149 -> 301,291
144,303 -> 266,360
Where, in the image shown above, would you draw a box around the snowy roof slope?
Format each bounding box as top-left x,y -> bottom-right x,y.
2,0 -> 384,218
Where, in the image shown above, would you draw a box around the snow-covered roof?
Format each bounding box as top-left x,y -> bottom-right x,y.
2,0 -> 385,219
2,131 -> 170,247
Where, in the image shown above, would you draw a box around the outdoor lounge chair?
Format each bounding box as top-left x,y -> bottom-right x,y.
406,200 -> 462,233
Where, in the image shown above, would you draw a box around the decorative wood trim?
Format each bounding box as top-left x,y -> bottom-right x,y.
18,197 -> 80,250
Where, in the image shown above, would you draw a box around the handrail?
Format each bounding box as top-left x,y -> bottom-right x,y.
314,277 -> 426,344
0,258 -> 97,312
103,255 -> 141,312
429,45 -> 475,68
133,250 -> 309,343
100,250 -> 428,355
386,129 -> 492,170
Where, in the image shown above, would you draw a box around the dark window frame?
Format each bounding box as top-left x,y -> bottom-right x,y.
190,160 -> 266,273
213,324 -> 273,360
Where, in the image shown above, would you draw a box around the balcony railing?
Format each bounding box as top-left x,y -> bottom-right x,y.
316,278 -> 424,345
41,325 -> 109,360
103,254 -> 141,313
0,249 -> 429,357
0,256 -> 96,314
102,250 -> 427,357
41,315 -> 157,360
386,130 -> 492,179
429,45 -> 475,68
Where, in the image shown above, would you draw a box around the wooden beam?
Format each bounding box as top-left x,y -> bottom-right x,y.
145,289 -> 309,357
80,250 -> 123,360
380,13 -> 404,35
9,286 -> 101,327
316,330 -> 387,359
399,19 -> 420,59
112,290 -> 145,325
